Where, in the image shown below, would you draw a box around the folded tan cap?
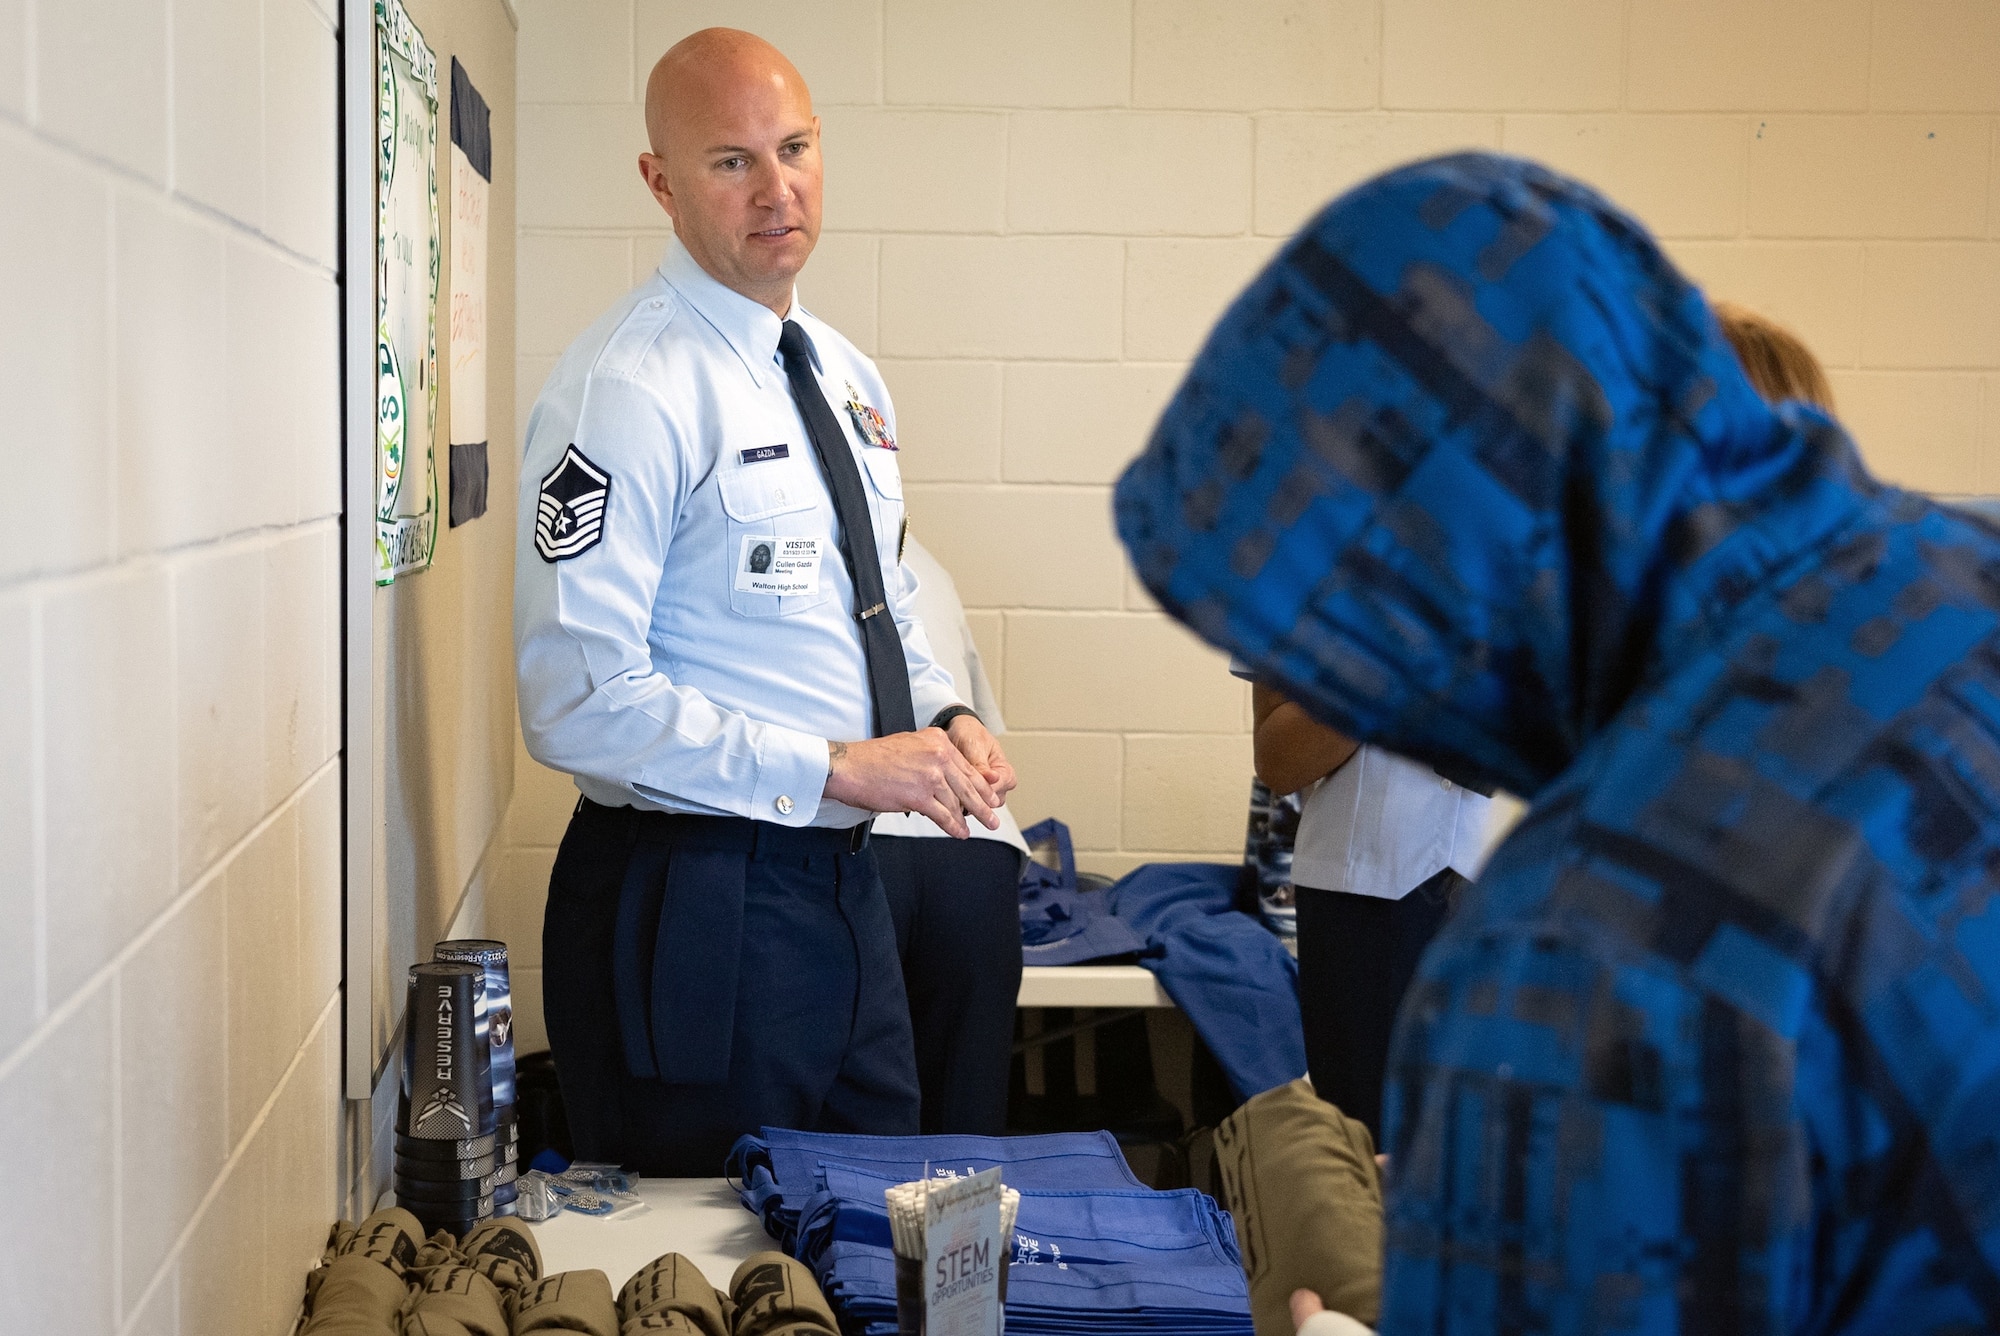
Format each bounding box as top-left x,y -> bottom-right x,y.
338,1207 -> 427,1277
462,1217 -> 543,1295
617,1253 -> 731,1336
405,1316 -> 480,1336
1214,1078 -> 1384,1335
407,1262 -> 511,1336
727,1252 -> 838,1336
299,1253 -> 413,1335
515,1268 -> 621,1336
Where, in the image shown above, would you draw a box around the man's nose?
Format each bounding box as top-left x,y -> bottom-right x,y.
751,156 -> 792,208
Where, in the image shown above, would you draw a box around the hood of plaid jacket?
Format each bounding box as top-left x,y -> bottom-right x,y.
1114,152 -> 1882,799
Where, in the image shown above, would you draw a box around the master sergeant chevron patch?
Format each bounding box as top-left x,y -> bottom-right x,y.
535,445 -> 610,561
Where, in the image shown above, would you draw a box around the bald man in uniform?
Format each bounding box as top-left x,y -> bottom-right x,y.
515,29 -> 1016,1174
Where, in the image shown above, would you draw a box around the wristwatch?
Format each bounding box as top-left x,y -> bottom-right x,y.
929,705 -> 980,732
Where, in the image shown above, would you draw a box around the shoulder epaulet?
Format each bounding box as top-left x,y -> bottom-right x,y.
592,289 -> 683,381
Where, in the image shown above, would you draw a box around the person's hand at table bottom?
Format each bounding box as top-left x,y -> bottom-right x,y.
1292,1288 -> 1375,1336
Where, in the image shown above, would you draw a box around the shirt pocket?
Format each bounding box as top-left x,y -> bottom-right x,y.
718,461 -> 831,618
859,448 -> 905,566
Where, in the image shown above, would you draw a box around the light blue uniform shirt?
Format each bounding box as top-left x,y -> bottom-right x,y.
515,237 -> 961,828
1231,658 -> 1509,898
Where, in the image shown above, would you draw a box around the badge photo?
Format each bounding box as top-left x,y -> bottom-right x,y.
535,445 -> 611,561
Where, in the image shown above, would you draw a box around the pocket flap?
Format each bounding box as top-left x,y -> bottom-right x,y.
719,461 -> 817,522
861,448 -> 903,500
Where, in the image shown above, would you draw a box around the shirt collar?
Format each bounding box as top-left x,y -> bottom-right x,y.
656,235 -> 818,388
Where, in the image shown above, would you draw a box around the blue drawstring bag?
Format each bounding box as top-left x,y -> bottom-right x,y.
1110,864 -> 1309,1102
1018,818 -> 1149,965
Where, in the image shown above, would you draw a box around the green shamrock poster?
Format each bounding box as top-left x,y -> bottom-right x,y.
375,0 -> 439,583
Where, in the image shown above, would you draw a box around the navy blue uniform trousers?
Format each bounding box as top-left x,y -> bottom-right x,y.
542,799 -> 920,1176
1293,867 -> 1462,1139
872,835 -> 1024,1136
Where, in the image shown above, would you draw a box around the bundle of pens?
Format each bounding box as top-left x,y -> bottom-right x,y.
885,1177 -> 1020,1335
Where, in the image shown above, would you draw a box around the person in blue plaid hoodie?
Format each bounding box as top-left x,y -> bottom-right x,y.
1115,151 -> 2000,1335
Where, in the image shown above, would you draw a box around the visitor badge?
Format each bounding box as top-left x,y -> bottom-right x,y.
735,535 -> 822,596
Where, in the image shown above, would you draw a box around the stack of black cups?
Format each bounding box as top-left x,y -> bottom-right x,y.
434,939 -> 520,1213
396,960 -> 498,1234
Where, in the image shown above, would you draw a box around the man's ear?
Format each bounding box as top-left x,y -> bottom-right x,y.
638,153 -> 676,220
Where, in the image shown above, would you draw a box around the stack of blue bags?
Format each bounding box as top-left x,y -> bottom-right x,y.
728,1129 -> 1254,1336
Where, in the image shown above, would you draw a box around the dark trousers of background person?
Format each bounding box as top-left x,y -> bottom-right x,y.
873,835 -> 1025,1136
1294,867 -> 1464,1138
543,799 -> 920,1176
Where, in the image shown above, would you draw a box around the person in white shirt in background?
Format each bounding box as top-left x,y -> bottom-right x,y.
871,538 -> 1031,1135
1247,677 -> 1514,1139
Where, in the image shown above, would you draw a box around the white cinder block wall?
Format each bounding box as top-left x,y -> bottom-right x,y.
494,0 -> 2000,1054
0,1 -> 346,1333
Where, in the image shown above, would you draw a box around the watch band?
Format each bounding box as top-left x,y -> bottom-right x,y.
929,705 -> 980,732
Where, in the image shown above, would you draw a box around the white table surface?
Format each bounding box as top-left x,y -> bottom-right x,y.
1017,964 -> 1172,1008
532,1178 -> 772,1291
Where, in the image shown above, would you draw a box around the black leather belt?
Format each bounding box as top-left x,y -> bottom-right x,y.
581,800 -> 873,855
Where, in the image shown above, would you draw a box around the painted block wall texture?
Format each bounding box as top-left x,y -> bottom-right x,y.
499,0 -> 2000,998
0,1 -> 345,1332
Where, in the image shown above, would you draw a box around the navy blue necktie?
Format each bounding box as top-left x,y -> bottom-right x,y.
777,320 -> 917,736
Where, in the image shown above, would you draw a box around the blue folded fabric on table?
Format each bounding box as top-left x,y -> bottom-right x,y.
1108,863 -> 1308,1103
727,1126 -> 1144,1252
817,1242 -> 1254,1336
1018,818 -> 1149,966
798,1163 -> 1252,1336
797,1162 -> 1241,1272
730,1127 -> 1254,1334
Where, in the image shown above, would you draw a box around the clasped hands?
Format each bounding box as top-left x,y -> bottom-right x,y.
822,715 -> 1016,838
